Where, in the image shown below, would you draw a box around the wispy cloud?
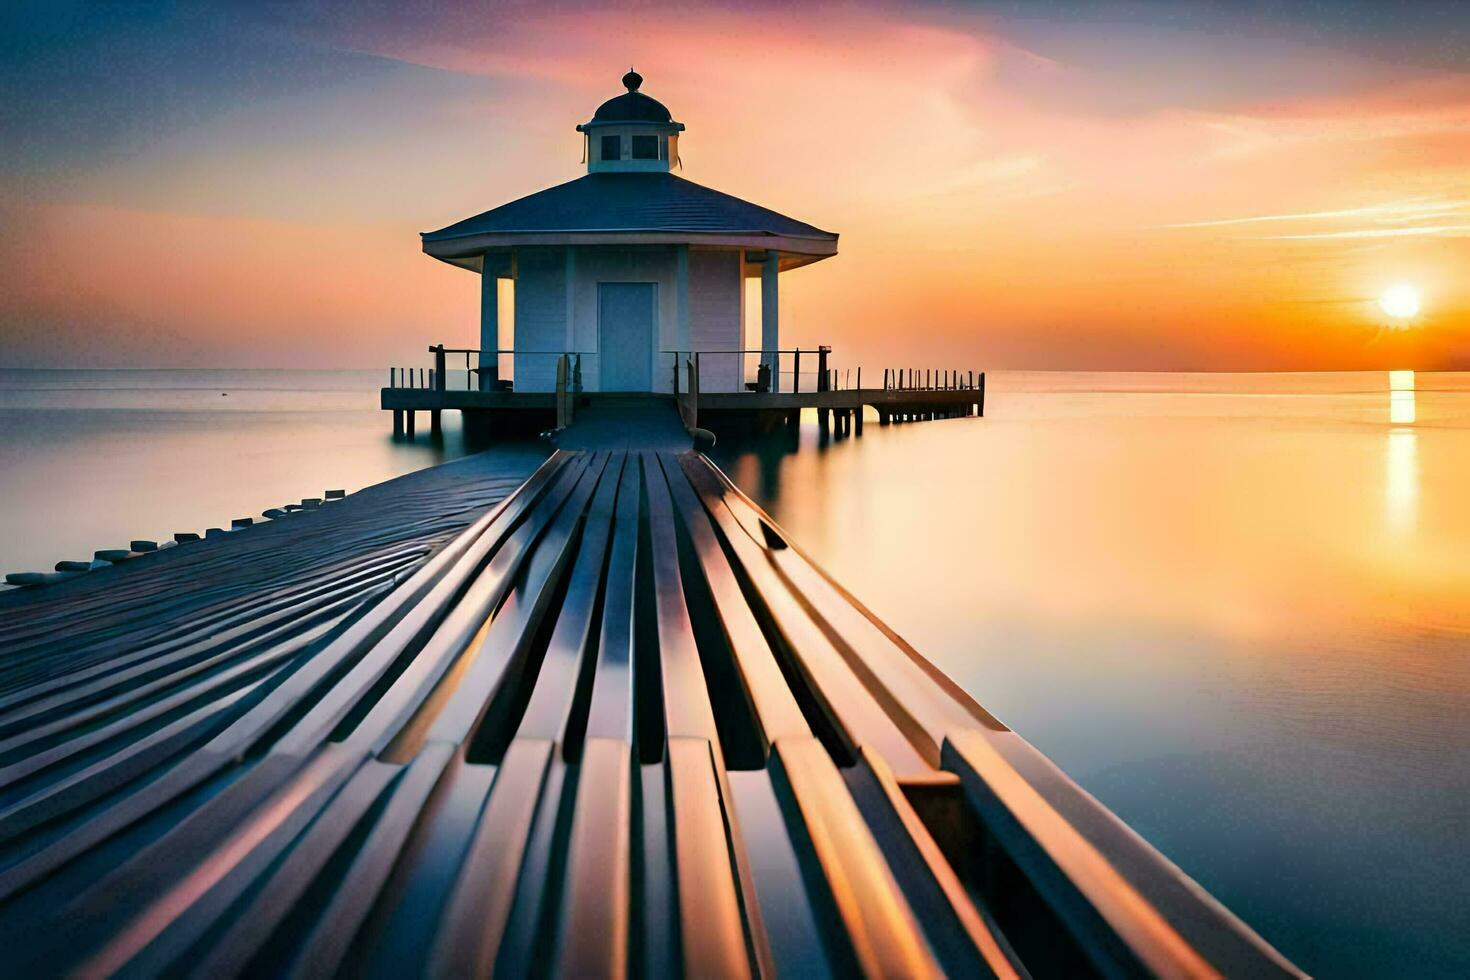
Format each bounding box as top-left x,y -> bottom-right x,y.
1256,224 -> 1470,240
1155,199 -> 1466,229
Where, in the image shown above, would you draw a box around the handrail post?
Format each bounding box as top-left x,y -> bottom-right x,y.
691,353 -> 701,430
432,344 -> 446,392
817,346 -> 830,392
794,349 -> 801,394
555,354 -> 569,429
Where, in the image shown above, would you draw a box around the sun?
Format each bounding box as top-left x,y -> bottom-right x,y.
1379,283 -> 1421,320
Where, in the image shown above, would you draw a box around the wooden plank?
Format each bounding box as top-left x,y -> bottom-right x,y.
762,548 -> 967,766
191,758 -> 402,977
844,746 -> 1022,979
646,458 -> 780,979
946,728 -> 1301,977
666,736 -> 756,979
514,454 -> 626,745
111,753 -> 385,976
488,750 -> 571,975
642,455 -> 722,749
0,748 -> 245,904
943,728 -> 1221,978
288,741 -> 456,977
41,744 -> 367,977
0,682 -> 261,845
335,749 -> 498,974
769,735 -> 942,979
696,451 -> 1007,739
655,452 -> 809,746
552,736 -> 633,977
0,451 -> 539,685
0,556 -> 410,726
582,455 -> 643,747
413,454 -> 609,752
428,738 -> 555,977
638,761 -> 677,976
722,770 -> 834,977
273,452 -> 586,756
0,648 -> 293,791
676,454 -> 932,779
693,452 -> 1005,734
0,590 -> 370,750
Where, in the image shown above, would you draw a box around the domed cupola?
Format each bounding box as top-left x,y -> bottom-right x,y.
576,69 -> 685,174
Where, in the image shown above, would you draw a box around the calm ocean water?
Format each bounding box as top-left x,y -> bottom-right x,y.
2,368 -> 1467,975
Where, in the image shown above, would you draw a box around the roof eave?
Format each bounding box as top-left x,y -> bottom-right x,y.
422,231 -> 838,268
576,120 -> 685,132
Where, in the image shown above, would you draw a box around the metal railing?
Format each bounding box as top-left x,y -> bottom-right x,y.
662,348 -> 836,395
387,345 -> 984,398
388,347 -> 596,393
883,367 -> 983,391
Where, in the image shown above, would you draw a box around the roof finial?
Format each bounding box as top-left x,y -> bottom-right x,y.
622,66 -> 643,93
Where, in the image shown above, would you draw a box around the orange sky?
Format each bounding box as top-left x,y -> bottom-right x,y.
2,2 -> 1467,370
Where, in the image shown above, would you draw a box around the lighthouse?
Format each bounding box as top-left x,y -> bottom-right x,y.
421,69 -> 838,394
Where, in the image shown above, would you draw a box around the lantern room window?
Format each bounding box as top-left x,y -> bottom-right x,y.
631,135 -> 659,160
600,135 -> 622,161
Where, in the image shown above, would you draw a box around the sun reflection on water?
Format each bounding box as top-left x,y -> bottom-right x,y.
1386,371 -> 1417,535
1389,370 -> 1416,425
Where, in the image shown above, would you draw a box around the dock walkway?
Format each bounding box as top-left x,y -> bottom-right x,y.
0,447 -> 1300,977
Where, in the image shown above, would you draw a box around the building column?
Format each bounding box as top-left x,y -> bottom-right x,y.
761,251 -> 780,393
479,261 -> 498,391
675,245 -> 690,393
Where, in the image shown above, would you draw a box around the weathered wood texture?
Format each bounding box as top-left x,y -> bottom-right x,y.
0,451 -> 1300,978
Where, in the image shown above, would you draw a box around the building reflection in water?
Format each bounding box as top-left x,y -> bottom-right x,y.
1386,370 -> 1417,535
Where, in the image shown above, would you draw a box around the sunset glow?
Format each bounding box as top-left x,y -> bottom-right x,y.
2,3 -> 1468,371
1380,284 -> 1422,321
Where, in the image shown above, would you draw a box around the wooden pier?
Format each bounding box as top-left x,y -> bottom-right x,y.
0,448 -> 1299,977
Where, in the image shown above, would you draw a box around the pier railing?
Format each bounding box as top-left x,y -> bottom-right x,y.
388,347 -> 595,393
390,345 -> 982,400
663,347 -> 840,395
663,349 -> 985,399
883,367 -> 984,391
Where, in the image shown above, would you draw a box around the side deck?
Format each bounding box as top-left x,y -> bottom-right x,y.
382,386 -> 984,438
381,345 -> 984,437
0,451 -> 1298,976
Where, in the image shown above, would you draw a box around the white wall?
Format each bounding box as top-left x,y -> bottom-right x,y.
513,247 -> 567,392
513,244 -> 746,393
689,249 -> 743,393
